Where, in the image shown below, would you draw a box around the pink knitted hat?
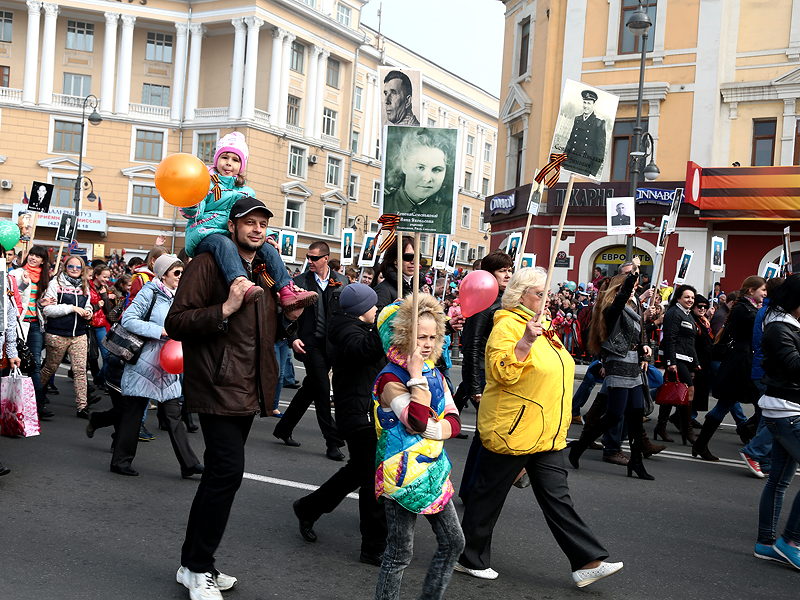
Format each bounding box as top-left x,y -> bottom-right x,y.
214,131 -> 249,175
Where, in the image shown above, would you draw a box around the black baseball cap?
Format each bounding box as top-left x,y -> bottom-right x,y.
229,195 -> 274,220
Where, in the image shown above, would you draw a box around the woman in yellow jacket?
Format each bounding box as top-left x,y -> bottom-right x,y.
455,267 -> 623,588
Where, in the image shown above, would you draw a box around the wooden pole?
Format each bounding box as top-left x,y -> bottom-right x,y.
54,241 -> 65,271
410,232 -> 421,344
25,213 -> 39,255
397,230 -> 403,301
432,268 -> 438,298
537,173 -> 577,324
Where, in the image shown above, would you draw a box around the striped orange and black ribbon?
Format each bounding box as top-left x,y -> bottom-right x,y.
534,153 -> 568,189
210,173 -> 222,201
542,329 -> 563,350
377,214 -> 401,253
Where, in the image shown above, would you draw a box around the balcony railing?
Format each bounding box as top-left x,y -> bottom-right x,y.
286,124 -> 304,136
321,133 -> 340,147
129,103 -> 171,119
52,93 -> 93,108
194,107 -> 229,121
0,87 -> 22,104
253,109 -> 270,127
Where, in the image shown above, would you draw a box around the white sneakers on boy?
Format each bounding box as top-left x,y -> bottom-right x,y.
177,566 -> 238,599
571,561 -> 624,587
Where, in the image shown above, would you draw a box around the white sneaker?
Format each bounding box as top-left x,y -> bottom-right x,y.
178,566 -> 237,592
183,569 -> 223,600
454,562 -> 499,580
572,561 -> 623,587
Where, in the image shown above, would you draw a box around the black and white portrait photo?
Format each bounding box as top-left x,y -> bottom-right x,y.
359,234 -> 378,268
606,196 -> 635,235
675,249 -> 694,284
56,212 -> 78,243
505,232 -> 522,265
711,236 -> 724,273
433,234 -> 448,269
446,240 -> 458,273
655,215 -> 669,253
29,180 -> 54,213
340,228 -> 354,266
280,231 -> 297,263
381,126 -> 458,235
550,79 -> 618,181
378,66 -> 422,127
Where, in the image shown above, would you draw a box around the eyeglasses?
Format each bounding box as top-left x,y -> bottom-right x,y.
66,264 -> 83,271
402,253 -> 415,262
171,269 -> 183,277
306,254 -> 329,262
696,305 -> 708,310
528,290 -> 544,298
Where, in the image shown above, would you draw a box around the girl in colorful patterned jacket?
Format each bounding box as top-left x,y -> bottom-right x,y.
372,294 -> 465,600
180,132 -> 317,312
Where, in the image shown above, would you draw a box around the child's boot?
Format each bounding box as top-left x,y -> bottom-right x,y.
243,283 -> 264,305
278,285 -> 318,312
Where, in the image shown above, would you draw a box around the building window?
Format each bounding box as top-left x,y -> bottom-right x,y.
290,41 -> 305,73
351,130 -> 360,154
196,133 -> 216,164
288,145 -> 306,178
372,180 -> 381,207
464,171 -> 472,190
53,120 -> 82,153
336,3 -> 352,26
327,156 -> 342,187
354,86 -> 363,111
375,138 -> 381,160
466,135 -> 475,156
611,120 -> 648,181
300,0 -> 316,6
285,200 -> 302,229
66,20 -> 94,52
427,117 -> 436,127
132,185 -> 160,216
461,205 -> 471,229
349,174 -> 359,201
287,95 -> 301,126
482,177 -> 490,196
135,129 -> 164,161
146,32 -> 173,63
519,19 -> 530,76
752,119 -> 777,167
514,134 -> 524,189
1,66 -> 9,88
479,209 -> 486,232
620,0 -> 656,54
53,177 -> 76,208
484,142 -> 493,163
326,57 -> 340,89
323,107 -> 337,137
0,12 -> 12,43
458,241 -> 469,262
63,73 -> 91,97
369,220 -> 380,234
323,206 -> 338,236
142,83 -> 170,107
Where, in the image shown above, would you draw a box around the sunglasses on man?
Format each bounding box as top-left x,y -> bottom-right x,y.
306,254 -> 329,262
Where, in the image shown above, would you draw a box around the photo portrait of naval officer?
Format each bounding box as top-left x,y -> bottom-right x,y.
563,89 -> 607,178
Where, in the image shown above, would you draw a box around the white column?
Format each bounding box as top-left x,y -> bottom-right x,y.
781,99 -> 797,166
313,50 -> 329,138
183,24 -> 206,120
37,2 -> 58,106
266,27 -> 285,121
241,17 -> 265,121
170,23 -> 188,121
488,132 -> 496,193
474,127 -> 485,193
22,1 -> 41,105
276,32 -> 296,128
304,44 -> 321,134
361,72 -> 375,156
227,18 -> 246,120
100,13 -> 119,114
114,14 -> 136,115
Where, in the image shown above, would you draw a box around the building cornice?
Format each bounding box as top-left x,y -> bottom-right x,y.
598,82 -> 670,103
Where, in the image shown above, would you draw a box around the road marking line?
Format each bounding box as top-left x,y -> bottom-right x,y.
243,472 -> 358,499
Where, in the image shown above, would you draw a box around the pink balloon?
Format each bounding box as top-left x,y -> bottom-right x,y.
159,339 -> 184,374
459,270 -> 500,318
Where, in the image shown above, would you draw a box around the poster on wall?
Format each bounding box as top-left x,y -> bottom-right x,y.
504,232 -> 523,268
674,249 -> 694,285
381,125 -> 459,235
655,215 -> 669,254
520,254 -> 537,269
340,228 -> 355,266
432,234 -> 449,270
606,197 -> 636,235
358,233 -> 378,268
549,79 -> 619,182
445,239 -> 459,274
378,67 -> 422,128
763,262 -> 780,280
279,230 -> 297,263
710,236 -> 724,273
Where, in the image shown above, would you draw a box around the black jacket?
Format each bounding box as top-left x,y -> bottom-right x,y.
373,268 -> 423,315
661,304 -> 699,366
328,312 -> 387,436
713,299 -> 759,402
760,317 -> 800,402
290,268 -> 349,350
601,273 -> 644,359
461,292 -> 502,396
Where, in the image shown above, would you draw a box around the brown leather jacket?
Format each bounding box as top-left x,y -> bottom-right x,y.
165,253 -> 291,417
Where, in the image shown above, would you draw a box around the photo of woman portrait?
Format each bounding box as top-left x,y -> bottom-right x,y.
382,126 -> 457,235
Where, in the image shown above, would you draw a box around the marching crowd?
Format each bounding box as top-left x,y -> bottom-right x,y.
1,131 -> 799,600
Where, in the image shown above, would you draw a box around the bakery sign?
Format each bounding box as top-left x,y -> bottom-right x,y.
13,203 -> 107,234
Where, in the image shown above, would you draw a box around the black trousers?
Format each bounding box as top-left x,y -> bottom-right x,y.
294,428 -> 387,554
273,340 -> 343,447
157,399 -> 200,470
89,389 -> 126,448
110,396 -> 148,469
459,448 -> 609,572
182,413 -> 254,573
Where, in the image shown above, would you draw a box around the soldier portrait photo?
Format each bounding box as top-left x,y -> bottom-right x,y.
281,231 -> 297,262
712,238 -> 724,270
606,196 -> 635,235
550,79 -> 618,182
378,66 -> 422,127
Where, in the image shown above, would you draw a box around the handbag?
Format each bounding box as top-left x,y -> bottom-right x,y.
655,370 -> 690,406
641,370 -> 655,416
86,322 -> 99,362
14,317 -> 36,375
101,292 -> 158,365
0,367 -> 39,437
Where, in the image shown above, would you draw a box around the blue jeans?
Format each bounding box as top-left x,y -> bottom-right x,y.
707,399 -> 748,424
375,497 -> 464,600
274,339 -> 291,411
572,360 -> 602,417
195,233 -> 291,290
27,323 -> 45,406
284,353 -> 296,385
94,326 -> 109,384
741,379 -> 773,470
757,415 -> 800,545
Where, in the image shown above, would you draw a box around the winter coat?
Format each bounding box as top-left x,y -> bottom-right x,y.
461,292 -> 502,396
120,280 -> 182,401
373,268 -> 422,315
662,304 -> 699,366
760,312 -> 800,404
180,171 -> 256,257
478,308 -> 575,456
712,298 -> 760,402
328,312 -> 386,437
40,274 -> 92,338
89,281 -> 111,330
290,269 -> 348,351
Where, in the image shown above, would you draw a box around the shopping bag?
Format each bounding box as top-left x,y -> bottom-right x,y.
0,368 -> 40,437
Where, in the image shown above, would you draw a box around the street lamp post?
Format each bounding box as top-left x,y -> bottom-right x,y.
72,94 -> 102,228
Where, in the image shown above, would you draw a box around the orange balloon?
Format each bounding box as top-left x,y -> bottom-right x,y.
154,153 -> 211,208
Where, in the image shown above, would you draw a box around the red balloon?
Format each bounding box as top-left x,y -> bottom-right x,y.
459,270 -> 500,318
159,339 -> 184,374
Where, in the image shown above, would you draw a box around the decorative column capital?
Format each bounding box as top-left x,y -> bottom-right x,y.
271,26 -> 287,39
283,32 -> 297,46
309,44 -> 323,58
174,22 -> 188,36
319,49 -> 330,60
366,72 -> 377,85
244,16 -> 264,31
41,2 -> 59,18
231,17 -> 246,31
104,12 -> 120,25
120,14 -> 136,28
26,1 -> 42,15
458,116 -> 468,126
189,23 -> 207,37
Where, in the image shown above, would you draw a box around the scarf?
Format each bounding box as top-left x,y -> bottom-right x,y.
697,314 -> 712,337
23,263 -> 41,283
154,278 -> 174,299
66,275 -> 83,288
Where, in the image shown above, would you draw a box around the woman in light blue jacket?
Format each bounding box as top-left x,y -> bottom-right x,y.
109,254 -> 202,478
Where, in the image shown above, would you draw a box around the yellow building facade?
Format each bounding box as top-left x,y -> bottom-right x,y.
0,0 -> 498,264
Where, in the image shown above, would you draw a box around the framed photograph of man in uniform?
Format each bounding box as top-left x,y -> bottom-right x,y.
505,232 -> 523,267
606,196 -> 635,235
29,181 -> 54,213
550,79 -> 619,182
55,212 -> 78,243
381,125 -> 459,235
674,249 -> 694,285
446,239 -> 458,274
520,254 -> 537,269
763,262 -> 780,280
280,231 -> 297,263
340,228 -> 355,266
433,234 -> 449,269
378,67 -> 422,128
358,234 -> 378,268
655,215 -> 669,254
710,236 -> 724,273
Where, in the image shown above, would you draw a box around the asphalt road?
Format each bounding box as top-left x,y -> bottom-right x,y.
2,364 -> 798,600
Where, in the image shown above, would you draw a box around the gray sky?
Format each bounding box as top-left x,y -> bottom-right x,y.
360,0 -> 505,98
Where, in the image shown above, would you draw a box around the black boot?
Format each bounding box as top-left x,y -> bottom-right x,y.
582,392 -> 608,429
653,404 -> 674,442
627,408 -> 655,480
692,415 -> 721,461
569,412 -> 621,469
